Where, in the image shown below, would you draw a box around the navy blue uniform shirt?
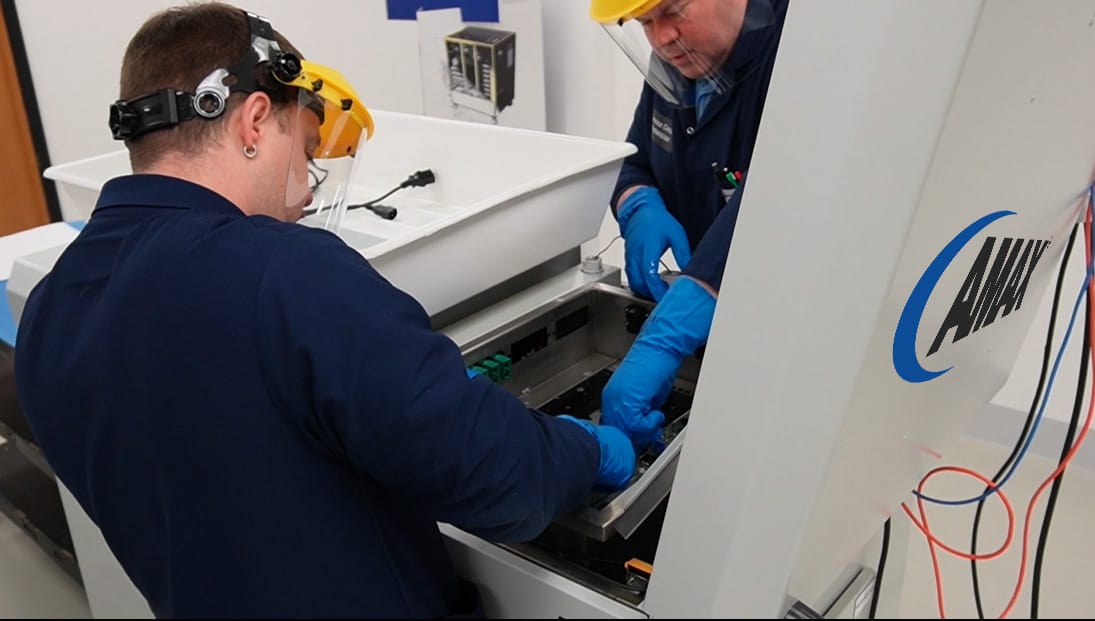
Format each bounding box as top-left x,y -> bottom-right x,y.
15,175 -> 599,618
611,0 -> 788,291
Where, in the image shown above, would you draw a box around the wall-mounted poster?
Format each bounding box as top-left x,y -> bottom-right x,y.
415,1 -> 546,130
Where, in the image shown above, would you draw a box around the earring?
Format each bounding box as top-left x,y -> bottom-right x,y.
243,144 -> 258,159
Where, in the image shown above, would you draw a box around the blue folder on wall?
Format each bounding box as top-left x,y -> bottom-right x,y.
386,0 -> 500,23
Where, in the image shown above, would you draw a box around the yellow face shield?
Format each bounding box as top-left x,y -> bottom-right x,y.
279,59 -> 374,158
280,60 -> 375,232
106,9 -> 376,231
590,0 -> 777,109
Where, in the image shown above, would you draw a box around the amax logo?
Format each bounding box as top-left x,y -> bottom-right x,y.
893,210 -> 1051,383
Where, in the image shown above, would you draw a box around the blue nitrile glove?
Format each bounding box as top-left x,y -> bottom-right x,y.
617,187 -> 693,302
601,276 -> 716,450
557,415 -> 636,491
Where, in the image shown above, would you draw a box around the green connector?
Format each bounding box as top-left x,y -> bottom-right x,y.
479,359 -> 501,382
469,365 -> 489,378
492,353 -> 512,381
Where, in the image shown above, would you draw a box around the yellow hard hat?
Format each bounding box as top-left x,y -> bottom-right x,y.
589,0 -> 662,23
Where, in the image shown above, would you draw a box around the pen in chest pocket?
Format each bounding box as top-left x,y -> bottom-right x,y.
711,162 -> 742,203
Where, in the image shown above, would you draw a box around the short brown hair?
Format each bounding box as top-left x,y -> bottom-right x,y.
118,2 -> 302,170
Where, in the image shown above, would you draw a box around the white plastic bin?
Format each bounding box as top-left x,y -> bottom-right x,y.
43,110 -> 635,315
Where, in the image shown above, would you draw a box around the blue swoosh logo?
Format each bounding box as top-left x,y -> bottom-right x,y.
893,210 -> 1015,383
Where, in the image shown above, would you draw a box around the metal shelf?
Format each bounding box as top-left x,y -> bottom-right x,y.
0,441 -> 81,583
0,418 -> 53,477
0,343 -> 80,584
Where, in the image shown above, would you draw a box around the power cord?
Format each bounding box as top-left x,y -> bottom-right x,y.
1031,273 -> 1090,618
868,518 -> 890,619
969,222 -> 1077,618
346,169 -> 436,220
303,169 -> 436,221
905,184 -> 1094,618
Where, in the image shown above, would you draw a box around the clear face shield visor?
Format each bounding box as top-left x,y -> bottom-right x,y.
284,60 -> 374,232
595,0 -> 774,108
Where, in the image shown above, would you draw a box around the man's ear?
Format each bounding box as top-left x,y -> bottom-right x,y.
235,91 -> 275,149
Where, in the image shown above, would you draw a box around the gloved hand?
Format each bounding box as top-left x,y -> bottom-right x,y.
617,186 -> 692,302
601,276 -> 716,450
557,415 -> 636,491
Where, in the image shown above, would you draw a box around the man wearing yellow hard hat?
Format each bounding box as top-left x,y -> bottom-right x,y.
591,0 -> 789,450
14,2 -> 636,617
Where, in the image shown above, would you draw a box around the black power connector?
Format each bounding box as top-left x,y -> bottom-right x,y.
401,169 -> 435,189
304,169 -> 436,221
364,204 -> 397,220
346,169 -> 437,220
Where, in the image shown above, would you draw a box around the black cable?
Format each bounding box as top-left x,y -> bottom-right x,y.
970,222 -> 1078,618
308,162 -> 328,193
348,184 -> 401,210
303,169 -> 435,221
868,518 -> 890,619
1031,275 -> 1090,618
345,169 -> 436,220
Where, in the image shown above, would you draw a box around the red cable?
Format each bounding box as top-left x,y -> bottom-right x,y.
901,466 -> 1015,618
998,197 -> 1095,618
902,193 -> 1095,619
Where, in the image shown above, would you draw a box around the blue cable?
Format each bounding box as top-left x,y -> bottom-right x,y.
916,193 -> 1094,506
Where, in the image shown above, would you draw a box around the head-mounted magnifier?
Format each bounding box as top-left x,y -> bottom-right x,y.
108,10 -> 373,151
109,10 -> 375,233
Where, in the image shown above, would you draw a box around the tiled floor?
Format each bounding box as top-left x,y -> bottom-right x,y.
0,433 -> 1090,619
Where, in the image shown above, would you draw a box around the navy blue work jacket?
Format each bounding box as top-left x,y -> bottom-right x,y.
611,0 -> 788,291
15,175 -> 599,618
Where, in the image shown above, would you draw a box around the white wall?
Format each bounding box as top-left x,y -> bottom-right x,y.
14,0 -> 638,163
13,0 -> 635,270
16,1 -> 425,163
14,0 -> 1082,431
